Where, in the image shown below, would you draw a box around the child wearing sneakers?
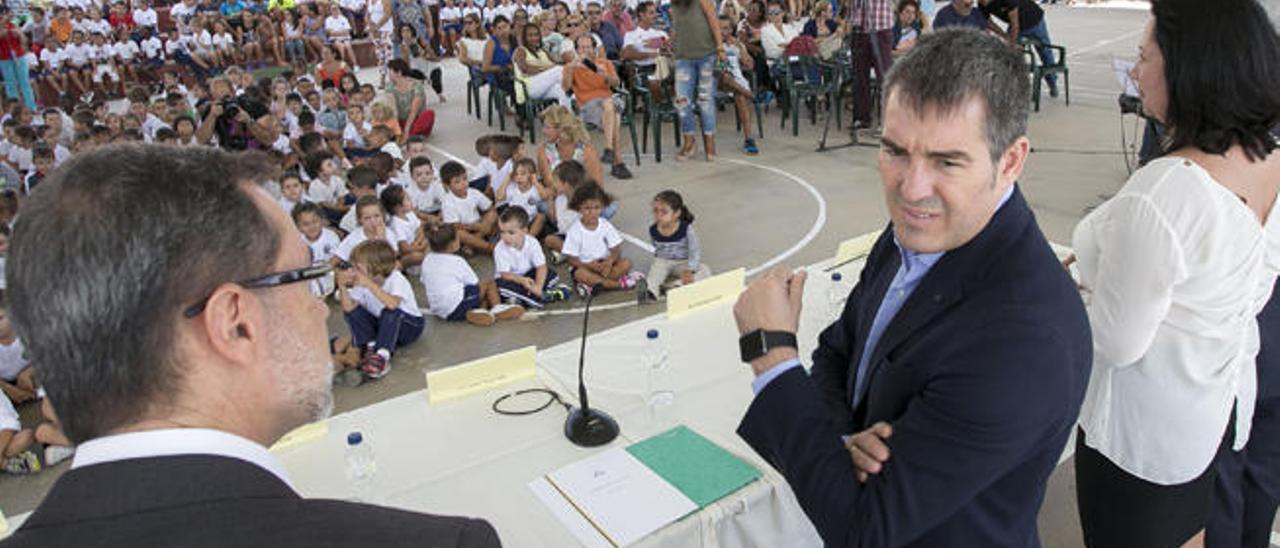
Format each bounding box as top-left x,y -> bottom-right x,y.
563,183 -> 643,295
0,296 -> 35,405
643,190 -> 712,301
494,207 -> 568,309
0,395 -> 39,475
439,160 -> 497,255
335,239 -> 425,379
420,223 -> 524,326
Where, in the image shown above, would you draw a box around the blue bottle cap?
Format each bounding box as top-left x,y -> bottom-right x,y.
347,432 -> 363,445
646,329 -> 660,340
831,272 -> 843,282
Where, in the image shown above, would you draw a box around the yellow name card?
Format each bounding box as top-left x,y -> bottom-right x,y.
666,268 -> 746,319
832,230 -> 882,269
427,345 -> 537,404
270,421 -> 330,453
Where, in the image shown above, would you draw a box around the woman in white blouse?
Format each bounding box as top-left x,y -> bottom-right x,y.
1069,1 -> 1280,546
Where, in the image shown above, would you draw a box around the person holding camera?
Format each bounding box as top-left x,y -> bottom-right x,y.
194,77 -> 275,150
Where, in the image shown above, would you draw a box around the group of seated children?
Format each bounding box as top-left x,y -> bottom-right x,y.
283,130 -> 713,384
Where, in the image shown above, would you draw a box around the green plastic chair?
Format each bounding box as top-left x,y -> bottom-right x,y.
715,69 -> 765,141
514,79 -> 561,142
1020,38 -> 1070,112
778,55 -> 838,137
630,67 -> 681,163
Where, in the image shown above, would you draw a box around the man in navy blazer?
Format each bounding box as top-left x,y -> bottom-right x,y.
733,29 -> 1091,548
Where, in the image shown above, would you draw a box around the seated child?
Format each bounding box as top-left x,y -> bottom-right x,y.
473,133 -> 519,195
341,102 -> 371,155
644,190 -> 712,301
494,207 -> 569,308
277,171 -> 308,212
562,183 -> 643,295
0,294 -> 36,405
365,125 -> 403,165
0,394 -> 39,475
335,239 -> 425,379
292,202 -> 341,296
421,223 -> 524,326
495,157 -> 549,237
406,156 -> 446,225
369,101 -> 401,141
333,194 -> 389,264
337,165 -> 379,234
381,184 -> 427,267
439,160 -> 497,255
303,151 -> 348,225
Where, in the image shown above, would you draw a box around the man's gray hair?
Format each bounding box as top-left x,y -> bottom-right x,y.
884,28 -> 1032,164
7,144 -> 279,444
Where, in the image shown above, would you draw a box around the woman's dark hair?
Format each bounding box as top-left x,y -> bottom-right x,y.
521,22 -> 541,49
1152,0 -> 1280,161
896,0 -> 919,15
569,180 -> 613,210
386,58 -> 426,80
654,190 -> 694,224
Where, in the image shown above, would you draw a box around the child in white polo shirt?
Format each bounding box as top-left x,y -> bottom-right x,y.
336,239 -> 425,380
420,223 -> 523,326
493,207 -> 569,309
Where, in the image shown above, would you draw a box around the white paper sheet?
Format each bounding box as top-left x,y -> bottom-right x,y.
529,477 -> 615,548
538,448 -> 698,547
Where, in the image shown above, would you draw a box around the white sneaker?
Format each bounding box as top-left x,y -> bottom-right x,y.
44,445 -> 75,466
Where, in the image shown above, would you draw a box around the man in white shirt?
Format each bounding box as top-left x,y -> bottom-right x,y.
1,145 -> 501,548
620,0 -> 666,68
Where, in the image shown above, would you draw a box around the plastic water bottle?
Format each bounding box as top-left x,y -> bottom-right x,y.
344,432 -> 378,503
827,272 -> 847,322
644,329 -> 675,432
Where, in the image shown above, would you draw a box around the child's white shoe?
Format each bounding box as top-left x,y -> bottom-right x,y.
492,303 -> 525,321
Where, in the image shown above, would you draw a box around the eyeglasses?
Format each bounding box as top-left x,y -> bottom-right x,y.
183,261 -> 332,318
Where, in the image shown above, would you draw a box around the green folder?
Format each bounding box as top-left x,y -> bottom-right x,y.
625,426 -> 762,509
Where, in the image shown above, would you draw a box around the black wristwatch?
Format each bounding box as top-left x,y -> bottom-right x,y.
739,329 -> 798,363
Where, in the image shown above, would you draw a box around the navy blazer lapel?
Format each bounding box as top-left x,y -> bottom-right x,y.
863,187 -> 1033,382
847,231 -> 902,399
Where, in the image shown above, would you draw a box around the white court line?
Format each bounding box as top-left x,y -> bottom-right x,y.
425,143 -> 829,316
1069,28 -> 1145,58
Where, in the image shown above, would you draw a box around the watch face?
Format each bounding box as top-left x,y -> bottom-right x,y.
739,329 -> 764,363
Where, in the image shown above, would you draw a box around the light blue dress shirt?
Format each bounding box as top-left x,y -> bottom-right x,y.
751,186 -> 1016,401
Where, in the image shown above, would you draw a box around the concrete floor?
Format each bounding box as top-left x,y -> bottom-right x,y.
5,4 -> 1278,545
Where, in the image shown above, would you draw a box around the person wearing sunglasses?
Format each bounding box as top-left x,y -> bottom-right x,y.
1,145 -> 501,547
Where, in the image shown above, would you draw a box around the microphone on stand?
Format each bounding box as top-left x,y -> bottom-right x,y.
564,283 -> 620,447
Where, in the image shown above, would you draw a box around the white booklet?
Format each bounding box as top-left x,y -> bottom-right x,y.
529,448 -> 699,547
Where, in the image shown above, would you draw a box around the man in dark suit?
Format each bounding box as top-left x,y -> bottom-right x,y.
0,145 -> 501,547
732,29 -> 1091,547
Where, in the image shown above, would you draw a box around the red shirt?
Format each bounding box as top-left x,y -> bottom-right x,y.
110,13 -> 136,29
0,23 -> 24,61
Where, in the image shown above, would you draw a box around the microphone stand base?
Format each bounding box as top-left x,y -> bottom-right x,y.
564,407 -> 620,447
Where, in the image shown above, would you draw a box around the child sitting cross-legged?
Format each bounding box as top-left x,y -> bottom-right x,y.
0,394 -> 39,475
439,160 -> 497,255
335,239 -> 427,380
494,207 -> 570,309
562,183 -> 644,297
420,223 -> 524,326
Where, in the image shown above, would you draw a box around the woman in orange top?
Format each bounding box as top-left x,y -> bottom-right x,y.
560,34 -> 632,180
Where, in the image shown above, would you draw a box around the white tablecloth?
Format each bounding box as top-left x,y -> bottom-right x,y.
271,259 -> 866,547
